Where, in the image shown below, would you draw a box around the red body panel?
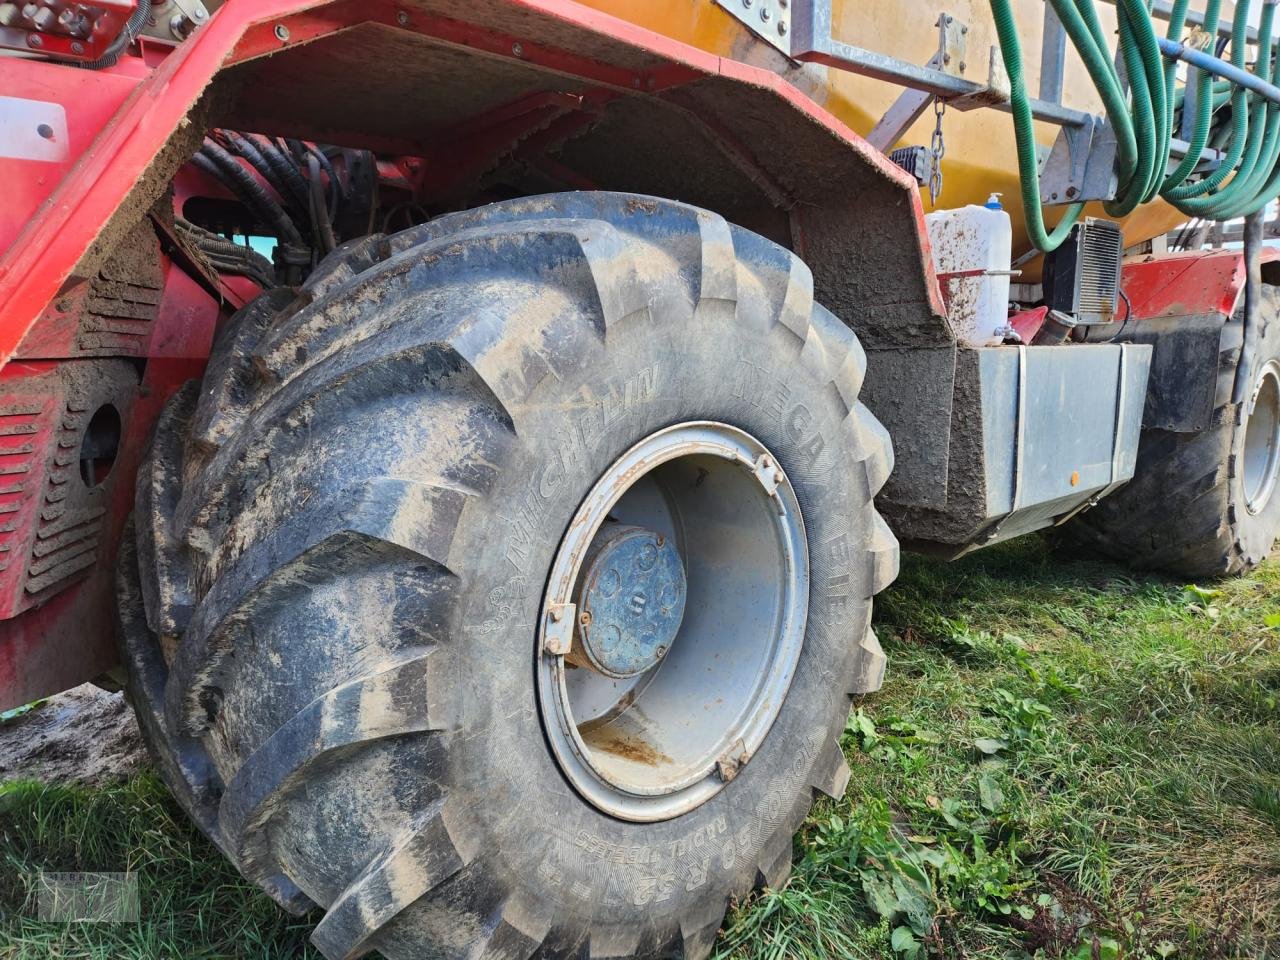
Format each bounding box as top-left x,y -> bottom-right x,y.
1122,248 -> 1280,322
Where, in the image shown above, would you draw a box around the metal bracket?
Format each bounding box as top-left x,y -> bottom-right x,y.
716,739 -> 749,782
543,602 -> 575,656
948,46 -> 1011,111
867,14 -> 967,152
1039,115 -> 1119,204
752,453 -> 782,497
711,0 -> 792,55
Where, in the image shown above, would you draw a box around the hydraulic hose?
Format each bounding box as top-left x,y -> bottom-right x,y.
195,141 -> 304,246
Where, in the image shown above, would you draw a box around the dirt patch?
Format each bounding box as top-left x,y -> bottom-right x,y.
0,685 -> 148,786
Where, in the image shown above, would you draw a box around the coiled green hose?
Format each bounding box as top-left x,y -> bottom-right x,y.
988,0 -> 1085,250
988,0 -> 1280,251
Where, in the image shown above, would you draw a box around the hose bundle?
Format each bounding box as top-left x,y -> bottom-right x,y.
189,131 -> 369,284
175,218 -> 277,289
990,0 -> 1280,251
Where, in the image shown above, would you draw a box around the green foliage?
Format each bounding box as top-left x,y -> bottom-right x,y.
721,536 -> 1280,959
0,776 -> 318,959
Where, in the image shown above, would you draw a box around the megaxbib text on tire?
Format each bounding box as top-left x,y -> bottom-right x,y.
117,192 -> 898,959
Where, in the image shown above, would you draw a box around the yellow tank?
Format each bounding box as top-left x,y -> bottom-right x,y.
575,0 -> 1185,257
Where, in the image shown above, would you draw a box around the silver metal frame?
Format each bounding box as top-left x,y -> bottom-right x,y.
714,0 -> 1279,201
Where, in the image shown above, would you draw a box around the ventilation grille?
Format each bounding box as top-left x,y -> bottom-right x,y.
25,401 -> 104,595
76,222 -> 163,354
1076,220 -> 1123,322
0,403 -> 44,576
1043,218 -> 1124,324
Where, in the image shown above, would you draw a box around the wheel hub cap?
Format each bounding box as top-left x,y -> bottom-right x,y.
536,422 -> 809,822
572,526 -> 687,679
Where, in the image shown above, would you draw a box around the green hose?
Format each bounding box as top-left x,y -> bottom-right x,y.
1166,0 -> 1255,201
987,0 -> 1280,251
988,0 -> 1084,251
1045,0 -> 1142,210
1194,0 -> 1279,217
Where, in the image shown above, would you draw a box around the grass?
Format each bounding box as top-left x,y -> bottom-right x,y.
717,537 -> 1280,960
2,536 -> 1278,958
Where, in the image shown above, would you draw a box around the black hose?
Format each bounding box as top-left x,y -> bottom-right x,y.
78,0 -> 151,70
175,218 -> 277,287
224,132 -> 299,217
308,144 -> 344,222
248,134 -> 312,218
308,154 -> 337,254
196,141 -> 304,245
1234,209 -> 1266,405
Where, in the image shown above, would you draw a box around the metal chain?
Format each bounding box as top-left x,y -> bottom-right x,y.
929,97 -> 947,206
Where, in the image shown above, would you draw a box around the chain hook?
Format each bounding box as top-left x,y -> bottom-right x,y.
929,96 -> 947,206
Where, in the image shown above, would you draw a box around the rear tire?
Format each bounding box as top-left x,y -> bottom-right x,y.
1063,287 -> 1280,578
117,193 -> 898,959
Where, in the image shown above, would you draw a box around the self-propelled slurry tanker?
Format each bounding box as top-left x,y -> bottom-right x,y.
2,0 -> 1277,955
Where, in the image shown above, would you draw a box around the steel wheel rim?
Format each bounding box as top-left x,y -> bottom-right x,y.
1244,360 -> 1280,515
536,422 -> 809,822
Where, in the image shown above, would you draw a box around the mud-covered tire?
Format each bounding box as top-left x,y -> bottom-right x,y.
1063,286 -> 1280,579
117,192 -> 898,959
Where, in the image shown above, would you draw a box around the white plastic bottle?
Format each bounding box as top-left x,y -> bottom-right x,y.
924,193 -> 1013,347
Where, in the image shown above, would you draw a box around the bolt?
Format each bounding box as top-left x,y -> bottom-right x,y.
943,53 -> 951,64
549,607 -> 562,623
25,31 -> 40,47
511,41 -> 523,57
961,24 -> 969,33
36,123 -> 53,140
579,610 -> 592,626
274,23 -> 289,41
760,7 -> 770,21
656,534 -> 665,547
192,4 -> 207,21
396,9 -> 409,26
778,21 -> 787,35
656,645 -> 668,659
778,0 -> 787,6
1065,185 -> 1079,199
959,61 -> 966,71
743,0 -> 751,7
70,40 -> 84,54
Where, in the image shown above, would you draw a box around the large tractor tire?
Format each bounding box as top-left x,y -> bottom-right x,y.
1063,287 -> 1280,579
117,193 -> 898,959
